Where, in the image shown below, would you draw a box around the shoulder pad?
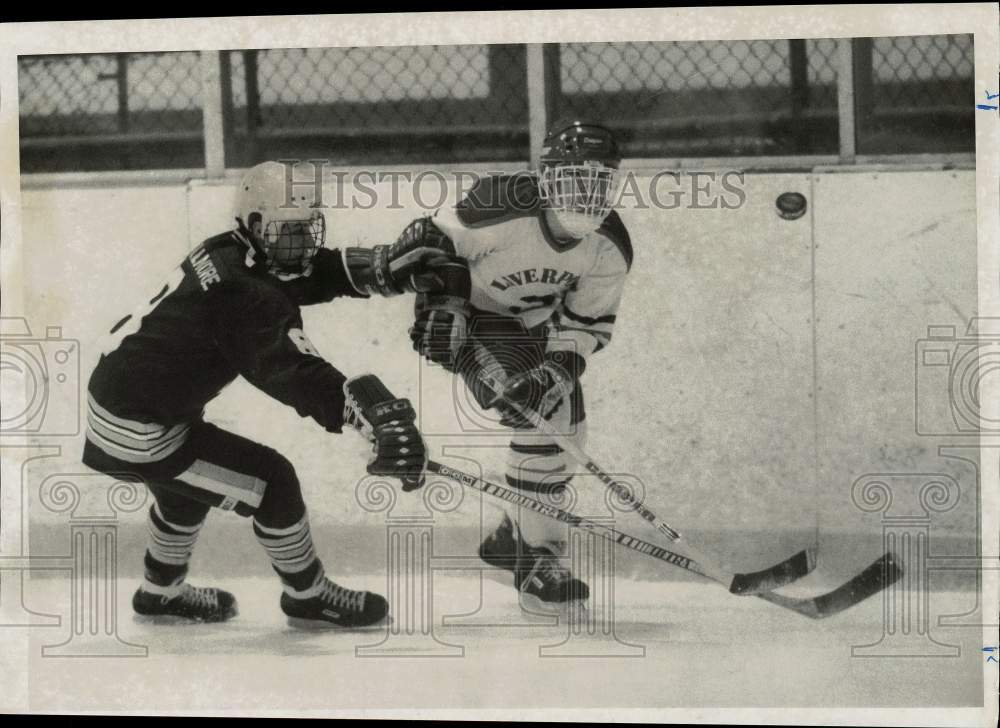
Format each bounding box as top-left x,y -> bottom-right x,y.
596,212 -> 633,271
202,231 -> 244,254
456,174 -> 540,228
201,231 -> 248,260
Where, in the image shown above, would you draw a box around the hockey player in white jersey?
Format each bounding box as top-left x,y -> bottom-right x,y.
341,119 -> 631,608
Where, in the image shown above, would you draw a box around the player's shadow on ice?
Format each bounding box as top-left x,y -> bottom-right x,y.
129,616 -> 387,657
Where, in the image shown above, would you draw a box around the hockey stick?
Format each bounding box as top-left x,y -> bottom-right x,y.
471,356 -> 815,595
428,460 -> 712,580
428,460 -> 901,618
755,551 -> 903,619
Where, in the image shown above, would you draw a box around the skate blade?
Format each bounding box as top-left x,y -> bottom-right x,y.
286,614 -> 393,632
133,611 -> 237,625
518,592 -> 589,621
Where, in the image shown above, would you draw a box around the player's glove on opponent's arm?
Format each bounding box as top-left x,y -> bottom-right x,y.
488,351 -> 586,430
342,217 -> 456,297
343,374 -> 427,491
410,256 -> 471,372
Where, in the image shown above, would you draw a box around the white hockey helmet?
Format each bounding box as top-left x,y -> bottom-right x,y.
234,161 -> 326,276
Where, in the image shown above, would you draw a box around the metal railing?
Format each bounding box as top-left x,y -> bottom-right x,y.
17,35 -> 977,176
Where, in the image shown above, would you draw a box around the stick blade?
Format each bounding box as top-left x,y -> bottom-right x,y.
756,551 -> 903,619
728,547 -> 818,595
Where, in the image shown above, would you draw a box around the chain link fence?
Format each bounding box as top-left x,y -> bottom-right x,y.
222,44 -> 528,167
856,34 -> 975,154
19,52 -> 205,172
551,39 -> 841,157
17,35 -> 976,173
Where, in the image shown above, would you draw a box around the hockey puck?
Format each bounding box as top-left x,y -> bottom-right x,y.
776,191 -> 807,220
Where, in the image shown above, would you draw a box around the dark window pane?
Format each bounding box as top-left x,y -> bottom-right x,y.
224,45 -> 529,167
855,34 -> 974,155
551,40 -> 840,157
18,52 -> 206,172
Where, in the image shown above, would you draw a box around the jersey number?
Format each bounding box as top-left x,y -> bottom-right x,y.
99,268 -> 185,356
508,294 -> 558,315
288,328 -> 321,357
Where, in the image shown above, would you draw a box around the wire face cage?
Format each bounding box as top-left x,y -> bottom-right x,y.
262,211 -> 326,275
538,163 -> 620,238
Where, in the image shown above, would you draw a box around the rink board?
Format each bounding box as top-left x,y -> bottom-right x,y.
15,169 -> 980,580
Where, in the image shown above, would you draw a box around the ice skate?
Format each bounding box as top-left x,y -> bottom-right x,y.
133,582 -> 238,624
514,545 -> 589,614
478,512 -> 522,572
281,577 -> 389,630
479,514 -> 589,612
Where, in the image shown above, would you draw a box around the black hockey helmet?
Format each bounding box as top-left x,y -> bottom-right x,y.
540,118 -> 621,170
538,118 -> 621,239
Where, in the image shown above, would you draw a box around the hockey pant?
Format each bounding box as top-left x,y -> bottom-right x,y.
82,397 -> 326,597
458,311 -> 587,552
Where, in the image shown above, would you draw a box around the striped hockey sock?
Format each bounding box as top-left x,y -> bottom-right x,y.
253,514 -> 325,598
504,437 -> 573,549
143,502 -> 204,594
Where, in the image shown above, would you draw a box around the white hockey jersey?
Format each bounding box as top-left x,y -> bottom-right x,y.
432,174 -> 632,359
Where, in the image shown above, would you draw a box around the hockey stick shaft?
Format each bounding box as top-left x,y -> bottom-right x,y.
428,460 -> 899,619
471,354 -> 740,589
427,460 -> 714,580
544,425 -> 814,594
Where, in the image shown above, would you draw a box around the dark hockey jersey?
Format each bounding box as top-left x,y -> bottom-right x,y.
87,232 -> 361,436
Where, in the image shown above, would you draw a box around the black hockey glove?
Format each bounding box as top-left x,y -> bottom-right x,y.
342,217 -> 456,297
410,256 -> 471,372
343,374 -> 427,491
489,351 -> 586,429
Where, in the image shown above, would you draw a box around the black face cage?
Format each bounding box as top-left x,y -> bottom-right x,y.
262,211 -> 326,275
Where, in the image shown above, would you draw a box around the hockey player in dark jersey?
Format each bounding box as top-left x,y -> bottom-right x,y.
82,161 -> 433,629
339,119 -> 631,610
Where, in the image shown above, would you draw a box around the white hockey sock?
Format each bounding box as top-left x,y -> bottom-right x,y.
140,577 -> 187,599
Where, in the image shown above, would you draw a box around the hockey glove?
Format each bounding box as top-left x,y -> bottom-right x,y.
410,257 -> 471,371
343,374 -> 427,491
489,351 -> 585,429
342,218 -> 456,297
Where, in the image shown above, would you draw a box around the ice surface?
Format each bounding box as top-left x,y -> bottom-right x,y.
20,572 -> 985,713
